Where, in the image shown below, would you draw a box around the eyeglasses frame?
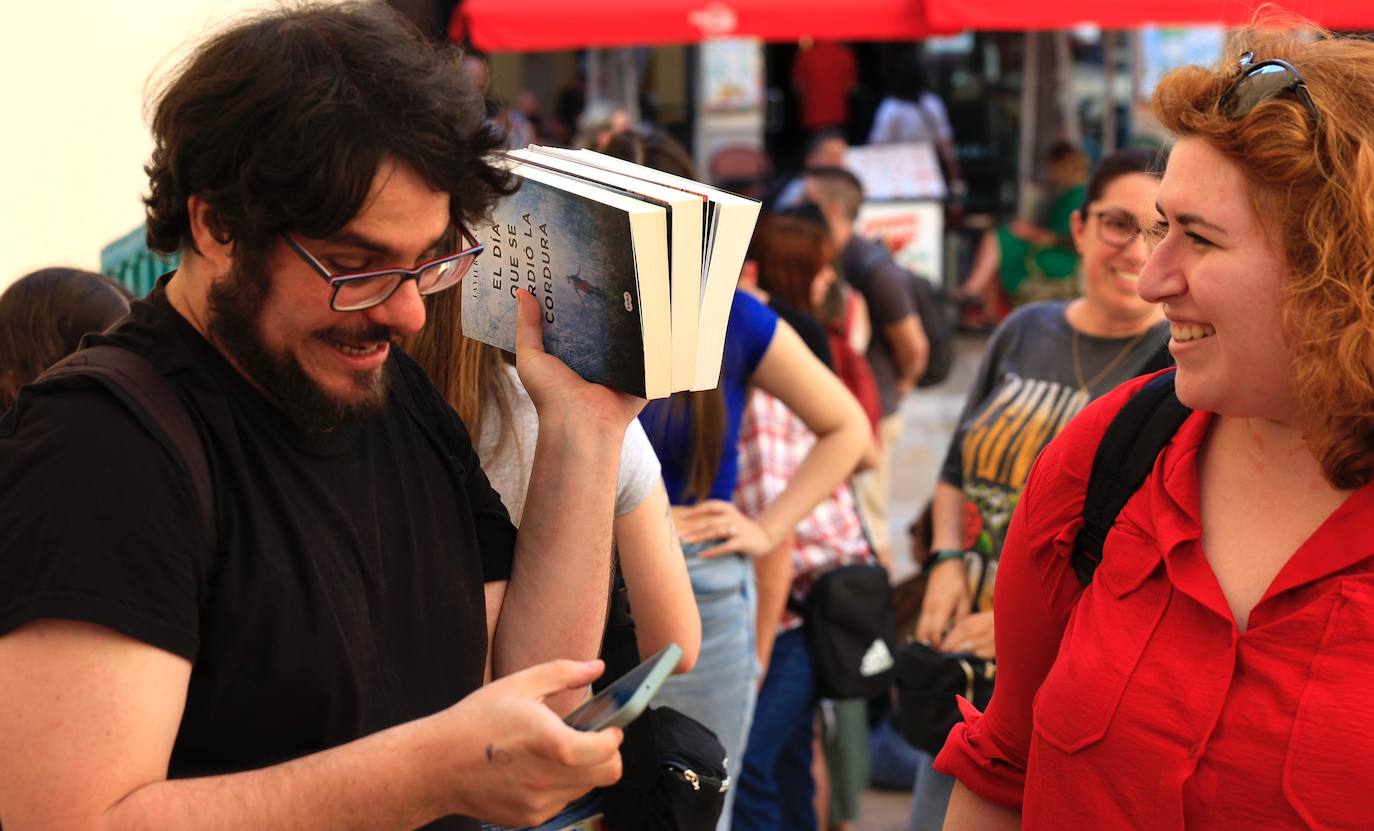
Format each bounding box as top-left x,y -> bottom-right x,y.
1088,208 -> 1145,248
284,226 -> 484,312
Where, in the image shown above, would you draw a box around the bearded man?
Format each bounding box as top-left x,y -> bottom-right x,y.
0,4 -> 637,829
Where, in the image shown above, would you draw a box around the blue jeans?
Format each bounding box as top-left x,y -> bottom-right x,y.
869,712 -> 923,791
732,628 -> 817,831
906,750 -> 956,831
654,543 -> 759,831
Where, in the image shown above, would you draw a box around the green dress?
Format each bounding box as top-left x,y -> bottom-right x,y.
995,183 -> 1086,299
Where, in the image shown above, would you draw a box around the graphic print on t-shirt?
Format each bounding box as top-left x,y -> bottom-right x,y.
961,372 -> 1090,558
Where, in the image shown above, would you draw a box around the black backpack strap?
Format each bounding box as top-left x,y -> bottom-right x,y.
388,352 -> 476,479
1072,371 -> 1191,586
35,346 -> 215,543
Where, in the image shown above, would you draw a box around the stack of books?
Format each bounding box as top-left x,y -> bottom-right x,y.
463,146 -> 762,399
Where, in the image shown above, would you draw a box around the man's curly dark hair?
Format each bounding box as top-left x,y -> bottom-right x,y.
143,1 -> 515,256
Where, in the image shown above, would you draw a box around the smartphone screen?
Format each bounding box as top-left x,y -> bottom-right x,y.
563,686 -> 635,731
563,643 -> 681,731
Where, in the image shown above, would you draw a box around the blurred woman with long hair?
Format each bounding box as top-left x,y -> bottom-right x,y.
605,129 -> 870,831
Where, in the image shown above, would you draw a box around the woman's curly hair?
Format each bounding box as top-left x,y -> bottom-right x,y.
143,1 -> 516,256
1153,25 -> 1374,488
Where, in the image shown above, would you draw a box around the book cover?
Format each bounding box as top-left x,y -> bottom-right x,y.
463,164 -> 670,399
513,147 -> 705,393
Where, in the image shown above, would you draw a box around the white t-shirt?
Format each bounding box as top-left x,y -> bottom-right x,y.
475,365 -> 661,526
866,93 -> 953,145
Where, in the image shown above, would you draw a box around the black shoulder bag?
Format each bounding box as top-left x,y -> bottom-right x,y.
793,561 -> 897,701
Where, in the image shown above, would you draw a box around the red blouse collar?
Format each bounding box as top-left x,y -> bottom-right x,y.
1140,409 -> 1374,619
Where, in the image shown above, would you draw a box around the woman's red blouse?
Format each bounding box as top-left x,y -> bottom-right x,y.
934,372 -> 1374,829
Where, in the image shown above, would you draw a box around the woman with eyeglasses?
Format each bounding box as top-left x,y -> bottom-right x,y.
939,28 -> 1374,830
904,149 -> 1169,830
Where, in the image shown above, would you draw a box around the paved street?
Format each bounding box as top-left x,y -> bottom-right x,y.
856,787 -> 918,831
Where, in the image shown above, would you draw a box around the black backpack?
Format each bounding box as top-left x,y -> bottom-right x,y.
894,371 -> 1189,754
19,345 -> 216,538
14,341 -> 483,545
1071,370 -> 1192,585
790,563 -> 896,700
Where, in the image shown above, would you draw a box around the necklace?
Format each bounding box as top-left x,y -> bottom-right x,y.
1072,327 -> 1151,393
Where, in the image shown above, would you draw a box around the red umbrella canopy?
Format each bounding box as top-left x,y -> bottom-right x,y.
924,0 -> 1374,31
458,0 -> 932,51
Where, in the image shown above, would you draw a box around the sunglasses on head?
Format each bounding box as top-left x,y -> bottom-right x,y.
1219,51 -> 1320,124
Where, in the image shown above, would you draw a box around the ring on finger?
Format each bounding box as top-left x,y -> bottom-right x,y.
726,524 -> 737,537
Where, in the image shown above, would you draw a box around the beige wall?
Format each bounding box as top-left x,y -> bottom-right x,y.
0,1 -> 343,292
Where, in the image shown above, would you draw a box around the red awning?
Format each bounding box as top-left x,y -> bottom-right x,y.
925,0 -> 1374,32
459,0 -> 931,52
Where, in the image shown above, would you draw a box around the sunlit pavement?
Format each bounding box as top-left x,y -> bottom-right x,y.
854,787 -> 917,831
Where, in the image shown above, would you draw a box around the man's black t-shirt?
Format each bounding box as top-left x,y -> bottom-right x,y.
0,284 -> 516,829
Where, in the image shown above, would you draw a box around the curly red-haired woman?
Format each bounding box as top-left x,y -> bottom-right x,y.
940,25 -> 1374,830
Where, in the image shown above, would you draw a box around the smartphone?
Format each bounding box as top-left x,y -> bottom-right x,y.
563,643 -> 682,731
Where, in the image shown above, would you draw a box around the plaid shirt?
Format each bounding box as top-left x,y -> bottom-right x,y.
735,389 -> 874,633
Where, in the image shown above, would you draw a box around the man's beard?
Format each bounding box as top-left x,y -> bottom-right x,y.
207,250 -> 392,434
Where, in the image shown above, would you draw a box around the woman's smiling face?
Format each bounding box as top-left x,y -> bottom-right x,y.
1138,137 -> 1294,421
1070,171 -> 1161,327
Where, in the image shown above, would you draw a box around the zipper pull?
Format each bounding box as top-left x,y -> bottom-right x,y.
683,768 -> 701,791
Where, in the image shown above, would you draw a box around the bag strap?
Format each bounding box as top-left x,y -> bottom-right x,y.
35,345 -> 216,543
1071,371 -> 1191,585
599,565 -> 643,682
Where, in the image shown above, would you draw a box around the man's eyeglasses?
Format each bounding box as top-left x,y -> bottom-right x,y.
1219,51 -> 1320,125
1089,209 -> 1142,247
285,227 -> 483,312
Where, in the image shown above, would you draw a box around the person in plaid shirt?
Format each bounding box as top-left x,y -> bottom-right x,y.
732,212 -> 876,831
737,393 -> 874,634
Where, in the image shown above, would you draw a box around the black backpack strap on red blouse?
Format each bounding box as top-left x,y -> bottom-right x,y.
31,345 -> 216,544
1072,371 -> 1191,586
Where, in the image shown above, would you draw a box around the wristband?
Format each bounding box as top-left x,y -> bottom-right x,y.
931,548 -> 967,566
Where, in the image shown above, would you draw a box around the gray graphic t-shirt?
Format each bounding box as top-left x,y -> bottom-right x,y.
940,301 -> 1171,562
